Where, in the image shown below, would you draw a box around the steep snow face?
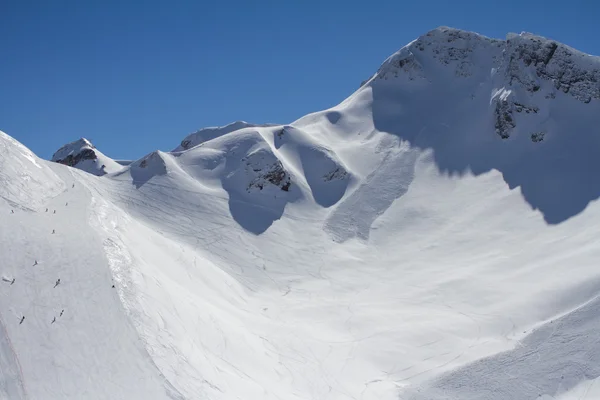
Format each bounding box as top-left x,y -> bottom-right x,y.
268,125 -> 353,207
51,138 -> 122,176
362,26 -> 600,225
5,27 -> 600,400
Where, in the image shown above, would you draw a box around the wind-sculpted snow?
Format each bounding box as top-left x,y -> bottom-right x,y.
270,125 -> 353,207
324,136 -> 417,242
176,128 -> 301,234
7,26 -> 600,400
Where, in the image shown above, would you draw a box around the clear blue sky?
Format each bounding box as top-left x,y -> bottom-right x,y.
1,0 -> 598,160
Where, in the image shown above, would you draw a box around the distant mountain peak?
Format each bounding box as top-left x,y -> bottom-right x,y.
52,137 -> 98,165
52,137 -> 122,176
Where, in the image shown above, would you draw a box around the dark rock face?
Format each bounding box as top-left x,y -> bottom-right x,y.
247,161 -> 291,192
507,37 -> 600,103
323,167 -> 348,182
531,132 -> 545,143
53,147 -> 97,167
180,139 -> 193,150
494,99 -> 516,139
513,102 -> 539,114
371,28 -> 599,144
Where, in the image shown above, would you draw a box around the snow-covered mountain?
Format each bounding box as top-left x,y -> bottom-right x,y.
2,27 -> 600,400
51,138 -> 123,176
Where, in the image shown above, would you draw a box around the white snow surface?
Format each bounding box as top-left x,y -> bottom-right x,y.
2,27 -> 600,399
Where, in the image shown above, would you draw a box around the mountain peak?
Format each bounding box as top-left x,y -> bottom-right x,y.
52,137 -> 97,165
52,137 -> 123,176
369,26 -> 599,104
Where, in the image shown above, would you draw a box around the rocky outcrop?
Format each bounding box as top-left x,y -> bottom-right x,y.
52,138 -> 123,176
494,99 -> 516,139
506,34 -> 600,103
52,138 -> 98,167
375,48 -> 427,81
370,27 -> 599,143
323,167 -> 348,182
531,132 -> 545,143
243,152 -> 291,192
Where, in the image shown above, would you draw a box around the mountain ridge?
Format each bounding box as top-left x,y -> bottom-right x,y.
3,27 -> 600,399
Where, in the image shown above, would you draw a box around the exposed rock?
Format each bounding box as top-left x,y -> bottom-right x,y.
531,132 -> 546,143
506,34 -> 600,103
370,27 -> 599,106
494,100 -> 516,139
244,156 -> 291,192
52,138 -> 98,167
513,102 -> 539,114
376,48 -> 427,81
323,167 -> 348,182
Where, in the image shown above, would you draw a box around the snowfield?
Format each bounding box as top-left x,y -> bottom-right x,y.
2,27 -> 600,399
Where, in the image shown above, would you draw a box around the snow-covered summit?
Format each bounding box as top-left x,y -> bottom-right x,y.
371,26 -> 599,104
173,121 -> 278,152
51,137 -> 122,176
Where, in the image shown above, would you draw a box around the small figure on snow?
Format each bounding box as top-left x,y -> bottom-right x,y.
11,210 -> 14,214
65,202 -> 68,206
10,278 -> 15,285
52,229 -> 55,234
54,278 -> 60,288
51,317 -> 56,324
33,260 -> 38,266
53,210 -> 56,214
72,183 -> 75,188
19,316 -> 25,325
45,208 -> 48,212
60,309 -> 64,317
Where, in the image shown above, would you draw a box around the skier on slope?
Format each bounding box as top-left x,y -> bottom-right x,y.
52,229 -> 55,234
19,316 -> 24,325
54,278 -> 60,288
10,278 -> 15,285
60,309 -> 64,317
33,260 -> 38,266
51,317 -> 56,324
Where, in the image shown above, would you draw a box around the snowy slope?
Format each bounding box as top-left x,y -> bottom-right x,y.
3,27 -> 600,400
173,121 -> 278,152
52,138 -> 123,176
